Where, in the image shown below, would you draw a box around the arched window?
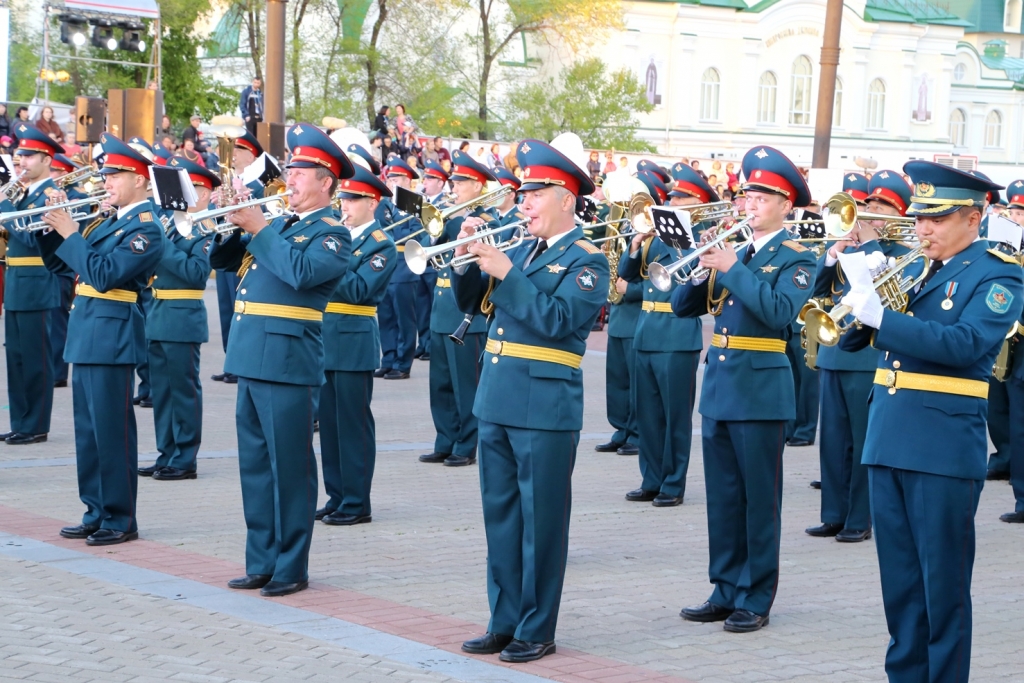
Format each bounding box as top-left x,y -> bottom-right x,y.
948,108 -> 966,147
953,63 -> 967,82
866,78 -> 886,130
700,68 -> 721,121
985,110 -> 1003,147
757,71 -> 777,124
833,77 -> 843,127
789,56 -> 813,125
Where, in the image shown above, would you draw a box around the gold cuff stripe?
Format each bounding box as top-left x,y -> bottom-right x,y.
6,257 -> 45,266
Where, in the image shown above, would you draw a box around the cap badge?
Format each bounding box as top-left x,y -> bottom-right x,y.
916,182 -> 935,198
755,148 -> 769,159
520,142 -> 531,154
293,125 -> 304,135
879,171 -> 890,179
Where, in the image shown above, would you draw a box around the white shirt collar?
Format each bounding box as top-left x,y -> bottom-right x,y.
540,227 -> 575,249
350,220 -> 374,241
117,200 -> 149,220
750,228 -> 785,254
28,177 -> 49,196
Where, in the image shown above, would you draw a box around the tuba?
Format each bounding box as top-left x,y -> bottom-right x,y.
603,201 -> 627,303
993,321 -> 1020,382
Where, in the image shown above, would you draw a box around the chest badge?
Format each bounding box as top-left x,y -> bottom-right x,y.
546,263 -> 567,274
114,229 -> 124,236
760,265 -> 778,273
293,235 -> 308,243
941,282 -> 958,310
353,249 -> 362,256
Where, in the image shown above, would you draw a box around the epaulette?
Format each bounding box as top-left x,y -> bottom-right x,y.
202,218 -> 218,231
321,216 -> 344,227
43,187 -> 56,197
987,248 -> 1020,265
514,211 -> 525,220
574,239 -> 601,255
372,229 -> 387,242
781,239 -> 809,253
139,211 -> 153,223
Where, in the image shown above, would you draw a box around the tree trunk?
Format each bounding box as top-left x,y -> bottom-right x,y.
477,0 -> 491,139
365,0 -> 388,128
290,0 -> 312,119
244,1 -> 264,82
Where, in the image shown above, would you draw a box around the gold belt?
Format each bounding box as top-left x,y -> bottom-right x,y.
436,278 -> 451,288
873,369 -> 988,399
325,302 -> 377,316
710,334 -> 786,353
234,300 -> 323,322
75,283 -> 138,303
485,338 -> 583,369
152,288 -> 205,300
6,256 -> 45,267
396,245 -> 405,252
641,301 -> 673,313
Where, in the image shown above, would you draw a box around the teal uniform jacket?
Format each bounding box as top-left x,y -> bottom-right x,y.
496,206 -> 528,244
607,281 -> 642,338
379,197 -> 425,285
146,222 -> 212,343
621,239 -> 703,353
2,179 -> 63,310
430,207 -> 497,335
672,232 -> 817,421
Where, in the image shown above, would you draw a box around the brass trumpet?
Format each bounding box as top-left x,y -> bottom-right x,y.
822,192 -> 916,241
1,195 -> 108,227
805,242 -> 931,346
179,191 -> 293,237
647,216 -> 755,292
53,166 -> 100,190
403,218 -> 532,275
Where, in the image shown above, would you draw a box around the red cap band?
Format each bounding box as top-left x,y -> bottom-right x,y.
386,165 -> 415,179
671,181 -> 710,204
338,178 -> 382,201
869,187 -> 908,215
1009,193 -> 1024,207
496,176 -> 520,189
153,156 -> 167,166
51,158 -> 75,173
424,167 -> 448,181
18,138 -> 53,155
846,188 -> 868,201
236,138 -> 259,156
744,169 -> 795,200
521,165 -> 580,196
291,145 -> 343,177
451,164 -> 488,184
103,153 -> 151,179
190,173 -> 213,190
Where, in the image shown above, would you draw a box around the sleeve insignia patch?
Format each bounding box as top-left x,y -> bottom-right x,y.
370,254 -> 388,271
577,267 -> 598,291
202,239 -> 212,254
574,239 -> 601,255
372,229 -> 387,242
130,234 -> 150,254
793,266 -> 811,289
781,240 -> 809,253
986,283 -> 1014,314
322,235 -> 342,254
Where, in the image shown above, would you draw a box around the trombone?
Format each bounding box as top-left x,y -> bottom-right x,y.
647,216 -> 755,292
588,192 -> 660,245
804,242 -> 931,346
178,191 -> 293,237
53,166 -> 100,190
386,184 -> 515,238
404,218 -> 532,275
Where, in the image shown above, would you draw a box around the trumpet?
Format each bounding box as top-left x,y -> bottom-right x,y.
677,200 -> 735,224
647,216 -> 755,292
1,195 -> 108,226
1,176 -> 27,204
805,242 -> 931,346
179,191 -> 293,237
822,192 -> 917,242
53,166 -> 99,190
404,218 -> 532,275
15,206 -> 108,232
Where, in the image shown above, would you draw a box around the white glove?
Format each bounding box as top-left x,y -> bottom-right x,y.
841,288 -> 884,329
864,251 -> 888,275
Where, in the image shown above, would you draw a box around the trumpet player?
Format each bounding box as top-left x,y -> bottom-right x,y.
838,162 -> 1022,683
493,167 -> 526,240
1000,182 -> 1024,523
318,163 -> 397,526
805,170 -> 913,543
0,125 -> 65,445
619,165 -> 703,506
673,146 -> 816,633
38,133 -> 164,545
136,157 -> 217,481
413,160 -> 451,360
419,150 -> 498,467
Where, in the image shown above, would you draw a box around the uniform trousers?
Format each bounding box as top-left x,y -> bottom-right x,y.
429,331 -> 482,458
149,340 -> 202,471
215,270 -> 241,352
379,281 -> 418,372
5,309 -> 54,434
49,275 -> 73,383
604,335 -> 638,447
1006,376 -> 1024,512
785,334 -> 819,442
702,417 -> 786,617
986,378 -> 1011,475
414,271 -> 437,355
236,378 -> 319,583
869,466 -> 981,683
134,291 -> 152,399
636,350 -> 699,498
72,364 -> 138,533
478,419 -> 578,643
818,369 -> 872,530
320,370 -> 375,516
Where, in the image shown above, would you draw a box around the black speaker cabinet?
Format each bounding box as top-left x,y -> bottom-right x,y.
257,122 -> 287,162
74,96 -> 106,143
107,88 -> 163,143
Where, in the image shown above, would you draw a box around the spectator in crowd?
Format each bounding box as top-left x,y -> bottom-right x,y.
475,146 -> 487,166
182,115 -> 208,155
0,103 -> 10,141
618,156 -> 629,171
690,159 -> 707,180
487,143 -> 501,169
160,135 -> 176,153
14,106 -> 30,123
63,129 -> 82,156
394,103 -> 416,138
35,105 -> 64,144
711,160 -> 724,182
603,150 -> 616,174
434,136 -> 451,164
180,138 -> 205,167
147,80 -> 159,90
715,184 -> 726,198
440,158 -> 452,173
0,135 -> 13,156
406,154 -> 420,174
725,162 -> 739,190
399,131 -> 422,164
374,106 -> 391,138
381,133 -> 398,161
707,174 -> 718,188
158,115 -> 174,141
239,77 -> 264,136
587,151 -> 601,181
504,146 -> 519,173
458,141 -> 470,153
422,138 -> 439,164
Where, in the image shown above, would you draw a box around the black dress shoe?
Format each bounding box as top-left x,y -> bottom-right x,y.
0,431 -> 15,441
616,443 -> 639,456
211,372 -> 228,382
315,506 -> 336,521
1000,510 -> 1024,523
372,368 -> 389,378
680,601 -> 733,622
54,379 -> 68,388
836,528 -> 872,543
443,454 -> 476,467
419,352 -> 430,361
652,493 -> 683,507
625,488 -> 658,502
419,452 -> 450,463
987,470 -> 1011,481
313,420 -> 319,433
260,580 -> 308,597
499,639 -> 556,663
414,349 -> 424,359
723,609 -> 769,633
223,374 -> 238,384
810,480 -> 821,489
805,523 -> 843,537
138,398 -> 153,408
152,467 -> 197,481
594,440 -> 624,453
228,574 -> 272,590
322,512 -> 372,526
383,370 -> 410,380
60,524 -> 100,539
461,632 -> 514,655
132,395 -> 148,406
86,529 -> 138,546
138,464 -> 161,477
786,438 -> 814,447
5,433 -> 48,445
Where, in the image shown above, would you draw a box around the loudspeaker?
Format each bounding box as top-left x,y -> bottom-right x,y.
106,88 -> 163,143
75,97 -> 106,143
257,122 -> 287,162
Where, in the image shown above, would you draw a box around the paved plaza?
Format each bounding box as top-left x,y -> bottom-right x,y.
1,282 -> 1022,682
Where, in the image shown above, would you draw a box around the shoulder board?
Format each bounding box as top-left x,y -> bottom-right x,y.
139,211 -> 154,223
321,216 -> 344,227
372,229 -> 387,242
43,187 -> 56,197
514,211 -> 525,219
202,218 -> 218,231
987,248 -> 1020,265
574,239 -> 601,255
781,239 -> 809,253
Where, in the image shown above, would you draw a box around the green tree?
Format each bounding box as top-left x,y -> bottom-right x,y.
499,58 -> 655,152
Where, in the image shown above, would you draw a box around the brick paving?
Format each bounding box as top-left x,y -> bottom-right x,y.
1,284 -> 1022,682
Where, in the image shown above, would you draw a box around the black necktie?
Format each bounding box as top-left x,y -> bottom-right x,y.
742,244 -> 756,265
917,259 -> 944,292
282,214 -> 299,231
527,239 -> 548,266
